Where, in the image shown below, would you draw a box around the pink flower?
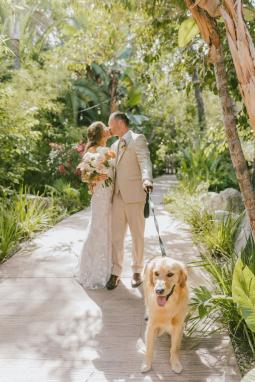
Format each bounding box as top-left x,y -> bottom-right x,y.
75,143 -> 86,156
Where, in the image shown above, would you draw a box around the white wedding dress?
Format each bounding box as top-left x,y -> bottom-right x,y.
78,165 -> 113,289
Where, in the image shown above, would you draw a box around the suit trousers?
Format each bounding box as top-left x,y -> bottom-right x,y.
111,191 -> 145,276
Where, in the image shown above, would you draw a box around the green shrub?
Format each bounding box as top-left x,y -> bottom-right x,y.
187,241 -> 255,368
192,213 -> 241,259
0,204 -> 21,260
46,178 -> 90,214
178,143 -> 238,192
0,188 -> 60,262
13,189 -> 59,239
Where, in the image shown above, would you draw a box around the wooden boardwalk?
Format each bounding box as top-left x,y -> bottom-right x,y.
0,175 -> 241,382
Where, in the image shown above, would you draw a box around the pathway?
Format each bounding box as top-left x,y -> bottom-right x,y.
0,175 -> 241,382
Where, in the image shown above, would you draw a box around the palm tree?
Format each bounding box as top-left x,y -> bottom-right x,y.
0,1 -> 57,67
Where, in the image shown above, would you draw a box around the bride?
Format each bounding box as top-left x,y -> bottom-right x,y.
77,121 -> 115,289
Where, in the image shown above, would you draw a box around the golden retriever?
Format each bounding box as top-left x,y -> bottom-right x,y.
141,256 -> 189,374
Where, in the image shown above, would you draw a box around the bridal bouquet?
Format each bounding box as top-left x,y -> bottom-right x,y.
77,147 -> 116,191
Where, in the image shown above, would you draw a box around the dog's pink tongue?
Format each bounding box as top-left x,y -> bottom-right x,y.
157,296 -> 167,307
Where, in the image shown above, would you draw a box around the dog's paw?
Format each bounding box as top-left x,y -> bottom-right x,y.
170,359 -> 183,374
141,362 -> 151,373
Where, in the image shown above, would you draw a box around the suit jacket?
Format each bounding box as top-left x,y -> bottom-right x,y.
111,130 -> 153,204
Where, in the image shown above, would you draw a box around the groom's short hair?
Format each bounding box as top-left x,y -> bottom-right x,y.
110,111 -> 129,126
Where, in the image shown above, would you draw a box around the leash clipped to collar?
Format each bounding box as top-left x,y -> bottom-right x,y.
146,191 -> 167,257
166,284 -> 175,301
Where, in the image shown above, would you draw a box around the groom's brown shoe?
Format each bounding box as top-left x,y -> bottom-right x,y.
106,274 -> 120,290
131,273 -> 143,288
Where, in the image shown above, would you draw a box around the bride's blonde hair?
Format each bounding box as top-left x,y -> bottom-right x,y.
85,121 -> 106,152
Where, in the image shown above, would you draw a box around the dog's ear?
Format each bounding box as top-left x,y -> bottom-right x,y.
178,267 -> 187,288
148,262 -> 155,287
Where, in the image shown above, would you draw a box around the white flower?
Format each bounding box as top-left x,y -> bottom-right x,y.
96,146 -> 108,155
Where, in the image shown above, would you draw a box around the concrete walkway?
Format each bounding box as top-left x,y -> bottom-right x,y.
0,175 -> 240,382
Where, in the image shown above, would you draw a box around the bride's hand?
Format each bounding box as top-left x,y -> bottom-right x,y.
90,174 -> 108,192
96,174 -> 108,182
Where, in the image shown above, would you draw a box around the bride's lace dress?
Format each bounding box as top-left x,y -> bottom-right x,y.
77,149 -> 113,289
78,184 -> 112,289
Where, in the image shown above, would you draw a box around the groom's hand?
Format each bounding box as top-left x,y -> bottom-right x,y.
143,180 -> 153,193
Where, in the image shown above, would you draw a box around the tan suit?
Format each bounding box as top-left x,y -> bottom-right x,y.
111,130 -> 153,276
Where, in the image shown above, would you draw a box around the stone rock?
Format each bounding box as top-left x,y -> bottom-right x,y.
24,194 -> 52,208
214,210 -> 239,222
199,192 -> 220,212
234,213 -> 252,254
199,188 -> 244,214
219,188 -> 244,213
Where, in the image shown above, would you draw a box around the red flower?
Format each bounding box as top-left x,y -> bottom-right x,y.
58,164 -> 66,174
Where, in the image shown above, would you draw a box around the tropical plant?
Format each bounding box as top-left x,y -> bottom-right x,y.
187,231 -> 255,361
232,258 -> 255,334
179,143 -> 238,192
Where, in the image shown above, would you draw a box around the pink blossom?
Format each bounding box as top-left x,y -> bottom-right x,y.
75,143 -> 86,156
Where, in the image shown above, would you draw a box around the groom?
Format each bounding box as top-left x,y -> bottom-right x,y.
106,111 -> 153,290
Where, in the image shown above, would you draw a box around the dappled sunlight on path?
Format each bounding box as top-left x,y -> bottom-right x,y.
0,175 -> 240,381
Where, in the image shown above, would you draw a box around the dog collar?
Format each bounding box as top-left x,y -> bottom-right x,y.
166,284 -> 176,301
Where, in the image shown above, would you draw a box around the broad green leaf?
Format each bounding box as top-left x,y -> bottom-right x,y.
178,18 -> 200,48
241,368 -> 255,382
126,88 -> 142,107
232,258 -> 255,332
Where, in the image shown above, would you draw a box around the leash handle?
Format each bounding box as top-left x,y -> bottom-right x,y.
147,191 -> 167,257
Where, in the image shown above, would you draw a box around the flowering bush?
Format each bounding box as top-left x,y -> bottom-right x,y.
47,141 -> 86,184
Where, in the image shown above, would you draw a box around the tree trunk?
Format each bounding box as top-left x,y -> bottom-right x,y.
192,67 -> 206,131
193,0 -> 255,135
10,10 -> 20,69
109,69 -> 120,112
252,159 -> 255,192
214,46 -> 255,237
184,0 -> 255,239
220,0 -> 255,135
